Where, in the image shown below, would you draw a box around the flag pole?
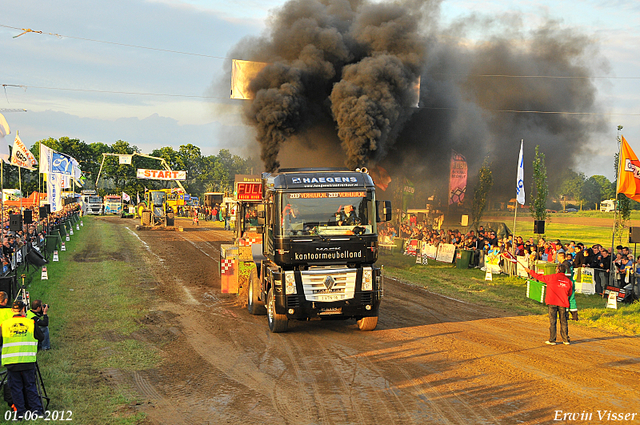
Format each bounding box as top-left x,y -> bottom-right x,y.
18,166 -> 22,211
610,134 -> 624,288
511,200 -> 518,276
512,139 -> 525,276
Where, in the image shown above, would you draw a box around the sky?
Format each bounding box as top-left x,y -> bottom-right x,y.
1,0 -> 640,180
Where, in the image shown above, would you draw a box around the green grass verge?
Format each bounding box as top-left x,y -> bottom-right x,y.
2,217 -> 158,424
380,252 -> 640,335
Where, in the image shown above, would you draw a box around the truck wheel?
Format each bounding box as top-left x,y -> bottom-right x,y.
136,203 -> 146,218
357,316 -> 378,331
267,288 -> 288,333
141,210 -> 152,226
247,270 -> 266,315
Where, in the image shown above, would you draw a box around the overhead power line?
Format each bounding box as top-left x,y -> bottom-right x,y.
4,83 -> 640,116
2,83 -> 228,101
0,24 -> 228,60
422,106 -> 640,116
433,73 -> 640,80
2,24 -> 640,80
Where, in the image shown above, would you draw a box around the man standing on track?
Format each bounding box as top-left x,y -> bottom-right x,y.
525,263 -> 573,346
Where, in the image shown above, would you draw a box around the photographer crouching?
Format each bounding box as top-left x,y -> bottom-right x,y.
27,300 -> 50,351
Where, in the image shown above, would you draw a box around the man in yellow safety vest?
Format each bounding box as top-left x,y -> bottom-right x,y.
0,300 -> 44,417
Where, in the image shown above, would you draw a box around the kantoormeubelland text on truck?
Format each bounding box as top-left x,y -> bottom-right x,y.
246,168 -> 392,333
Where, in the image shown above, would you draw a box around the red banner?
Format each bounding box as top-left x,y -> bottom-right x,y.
449,151 -> 467,205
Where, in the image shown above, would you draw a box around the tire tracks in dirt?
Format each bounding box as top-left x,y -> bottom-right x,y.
104,217 -> 640,425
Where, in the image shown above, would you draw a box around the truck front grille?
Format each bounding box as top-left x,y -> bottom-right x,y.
300,268 -> 356,302
287,295 -> 300,308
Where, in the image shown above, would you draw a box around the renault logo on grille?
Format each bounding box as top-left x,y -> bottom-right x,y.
323,276 -> 335,290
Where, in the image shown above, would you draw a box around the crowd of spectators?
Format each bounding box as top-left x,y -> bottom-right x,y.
378,216 -> 638,295
0,203 -> 81,276
177,205 -> 227,222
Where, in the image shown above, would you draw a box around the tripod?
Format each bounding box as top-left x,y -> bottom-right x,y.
0,362 -> 50,411
14,275 -> 29,311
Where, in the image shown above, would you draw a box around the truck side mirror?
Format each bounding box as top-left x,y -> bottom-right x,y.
384,200 -> 392,222
257,204 -> 265,225
376,200 -> 392,222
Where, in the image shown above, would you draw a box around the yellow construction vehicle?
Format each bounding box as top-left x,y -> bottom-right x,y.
161,188 -> 187,210
137,189 -> 175,227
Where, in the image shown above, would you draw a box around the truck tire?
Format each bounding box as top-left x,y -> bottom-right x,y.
136,203 -> 146,218
141,210 -> 152,226
247,270 -> 266,315
357,315 -> 378,331
267,288 -> 288,333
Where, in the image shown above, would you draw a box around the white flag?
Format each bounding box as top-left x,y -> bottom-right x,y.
0,113 -> 11,163
516,140 -> 525,205
122,192 -> 131,202
40,143 -> 53,174
10,132 -> 37,170
47,172 -> 64,212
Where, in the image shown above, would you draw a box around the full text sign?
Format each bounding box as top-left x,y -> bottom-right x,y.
137,169 -> 186,181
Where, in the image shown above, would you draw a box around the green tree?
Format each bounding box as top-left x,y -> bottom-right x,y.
178,144 -> 203,194
590,175 -> 614,203
99,140 -> 139,195
556,169 -> 585,210
580,177 -> 601,210
471,158 -> 493,230
530,146 -> 548,221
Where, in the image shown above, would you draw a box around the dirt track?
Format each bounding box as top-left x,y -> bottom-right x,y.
99,216 -> 640,425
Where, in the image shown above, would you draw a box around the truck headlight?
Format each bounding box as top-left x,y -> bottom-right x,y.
362,268 -> 373,291
285,271 -> 296,295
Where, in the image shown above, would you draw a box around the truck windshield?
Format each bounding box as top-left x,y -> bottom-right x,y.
151,192 -> 165,206
278,191 -> 375,237
89,197 -> 101,203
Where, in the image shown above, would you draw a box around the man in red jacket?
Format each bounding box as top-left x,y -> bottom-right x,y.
525,263 -> 573,345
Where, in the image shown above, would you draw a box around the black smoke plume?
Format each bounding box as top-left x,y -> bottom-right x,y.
231,0 -> 608,205
239,0 -> 424,172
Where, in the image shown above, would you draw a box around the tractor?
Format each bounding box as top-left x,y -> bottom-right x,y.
137,190 -> 175,227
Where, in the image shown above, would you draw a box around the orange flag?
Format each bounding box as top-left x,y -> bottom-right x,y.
617,136 -> 640,202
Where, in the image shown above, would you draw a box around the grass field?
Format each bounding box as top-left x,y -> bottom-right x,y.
511,222 -> 619,248
4,217 -> 156,424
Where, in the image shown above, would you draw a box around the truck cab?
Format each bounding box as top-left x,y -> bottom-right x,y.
104,195 -> 122,214
81,190 -> 103,215
248,168 -> 391,333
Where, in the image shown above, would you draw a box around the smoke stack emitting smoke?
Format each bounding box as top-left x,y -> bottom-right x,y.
234,0 -> 607,199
